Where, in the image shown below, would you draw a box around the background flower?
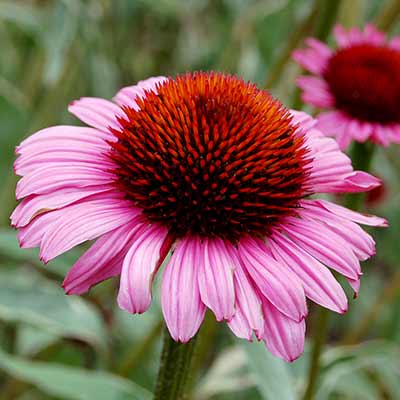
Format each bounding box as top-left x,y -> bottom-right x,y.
293,24 -> 400,149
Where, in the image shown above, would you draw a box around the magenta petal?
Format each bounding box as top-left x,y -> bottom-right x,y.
39,194 -> 140,262
281,217 -> 361,280
113,76 -> 168,108
11,186 -> 111,228
161,237 -> 206,342
117,223 -> 168,314
68,97 -> 123,133
63,219 -> 143,294
269,232 -> 348,313
227,252 -> 264,340
16,164 -> 115,199
198,237 -> 236,322
300,200 -> 376,260
262,299 -> 306,362
17,126 -> 111,155
311,199 -> 388,227
239,237 -> 307,322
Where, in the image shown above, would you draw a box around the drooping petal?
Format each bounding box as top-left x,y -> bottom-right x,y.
238,237 -> 307,322
310,199 -> 388,227
291,110 -> 381,194
117,223 -> 169,314
292,38 -> 331,74
68,97 -> 123,133
296,76 -> 334,108
11,186 -> 111,228
262,299 -> 306,362
63,219 -> 143,295
17,126 -> 111,154
227,250 -> 264,340
280,217 -> 361,280
39,193 -> 140,262
269,231 -> 348,313
113,76 -> 168,108
198,237 -> 236,322
300,200 -> 376,260
161,236 -> 206,342
16,164 -> 115,199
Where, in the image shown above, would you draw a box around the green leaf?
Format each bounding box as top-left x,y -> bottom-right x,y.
241,340 -> 296,400
0,269 -> 107,350
0,349 -> 151,400
0,228 -> 78,277
319,341 -> 400,400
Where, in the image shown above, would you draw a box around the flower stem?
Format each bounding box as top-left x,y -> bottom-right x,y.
302,307 -> 330,400
153,327 -> 198,400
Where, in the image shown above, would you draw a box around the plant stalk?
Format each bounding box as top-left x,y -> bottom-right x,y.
153,327 -> 198,400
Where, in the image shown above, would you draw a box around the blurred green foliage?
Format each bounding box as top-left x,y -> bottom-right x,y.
0,0 -> 400,399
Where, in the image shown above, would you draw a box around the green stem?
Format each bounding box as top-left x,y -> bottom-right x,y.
344,142 -> 375,210
153,327 -> 198,400
302,307 -> 330,400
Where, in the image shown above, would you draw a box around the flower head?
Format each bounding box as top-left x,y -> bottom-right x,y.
12,72 -> 386,361
293,24 -> 400,149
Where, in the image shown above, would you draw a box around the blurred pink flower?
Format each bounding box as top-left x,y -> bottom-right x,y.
12,72 -> 386,362
293,24 -> 400,149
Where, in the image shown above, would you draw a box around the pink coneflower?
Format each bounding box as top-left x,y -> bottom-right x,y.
12,72 -> 386,362
293,24 -> 400,149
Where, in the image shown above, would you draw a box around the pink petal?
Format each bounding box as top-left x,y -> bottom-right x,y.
16,164 -> 115,199
197,237 -> 236,322
238,237 -> 307,322
300,200 -> 375,260
161,237 -> 206,342
363,24 -> 386,45
297,76 -> 334,108
308,199 -> 388,227
63,219 -> 143,294
333,24 -> 352,47
295,113 -> 382,193
269,231 -> 348,313
227,254 -> 264,340
68,97 -> 123,133
11,186 -> 111,228
280,217 -> 361,280
315,111 -> 348,138
117,223 -> 169,314
17,126 -> 111,155
262,299 -> 306,362
39,193 -> 140,262
389,36 -> 400,50
292,38 -> 331,75
371,125 -> 391,147
113,76 -> 168,108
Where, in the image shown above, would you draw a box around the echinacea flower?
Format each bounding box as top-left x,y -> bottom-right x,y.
293,24 -> 400,149
12,72 -> 386,362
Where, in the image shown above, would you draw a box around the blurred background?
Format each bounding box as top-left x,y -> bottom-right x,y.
0,0 -> 400,399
